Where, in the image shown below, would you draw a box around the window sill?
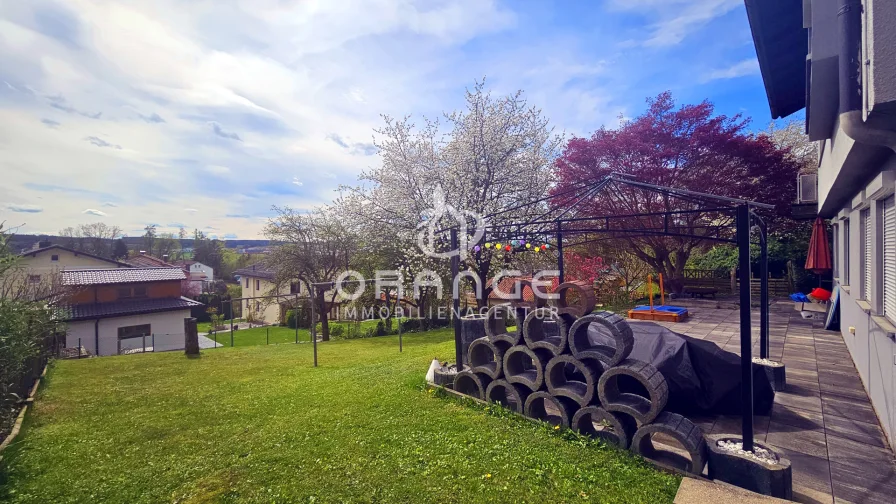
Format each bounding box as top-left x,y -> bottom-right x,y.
870,315 -> 896,339
856,300 -> 872,314
841,285 -> 851,294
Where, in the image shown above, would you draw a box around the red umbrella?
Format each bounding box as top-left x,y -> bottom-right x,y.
805,217 -> 832,274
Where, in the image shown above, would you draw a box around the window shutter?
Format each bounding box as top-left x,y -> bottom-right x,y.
844,219 -> 850,285
863,209 -> 872,300
833,224 -> 839,278
884,196 -> 896,319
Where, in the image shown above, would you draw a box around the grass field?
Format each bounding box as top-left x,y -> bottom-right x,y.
0,329 -> 679,503
205,319 -> 407,347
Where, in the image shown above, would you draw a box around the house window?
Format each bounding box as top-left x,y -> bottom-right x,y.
843,219 -> 851,285
256,279 -> 260,290
245,277 -> 249,288
51,254 -> 59,261
290,282 -> 300,294
118,324 -> 151,340
133,286 -> 148,298
883,196 -> 895,321
117,287 -> 132,298
28,274 -> 41,284
862,209 -> 872,301
832,223 -> 839,278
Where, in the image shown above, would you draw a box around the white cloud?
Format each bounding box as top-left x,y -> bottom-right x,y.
703,58 -> 760,82
184,208 -> 199,213
292,177 -> 303,186
610,0 -> 741,47
204,165 -> 231,175
6,203 -> 43,213
82,208 -> 106,216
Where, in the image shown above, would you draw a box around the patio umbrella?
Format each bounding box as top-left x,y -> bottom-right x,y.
805,217 -> 832,274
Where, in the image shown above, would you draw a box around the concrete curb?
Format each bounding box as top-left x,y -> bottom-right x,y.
0,364 -> 49,459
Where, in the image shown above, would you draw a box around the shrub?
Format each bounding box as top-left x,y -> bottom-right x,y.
329,324 -> 345,338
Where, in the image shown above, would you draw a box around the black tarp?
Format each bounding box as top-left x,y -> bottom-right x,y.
589,321 -> 775,415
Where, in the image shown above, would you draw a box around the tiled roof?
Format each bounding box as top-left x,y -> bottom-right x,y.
62,267 -> 187,286
124,254 -> 177,268
233,264 -> 275,280
20,244 -> 132,267
60,296 -> 203,321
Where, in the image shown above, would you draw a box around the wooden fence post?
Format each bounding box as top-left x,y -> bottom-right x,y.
184,318 -> 200,356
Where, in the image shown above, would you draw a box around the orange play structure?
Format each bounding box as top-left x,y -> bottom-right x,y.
627,273 -> 689,322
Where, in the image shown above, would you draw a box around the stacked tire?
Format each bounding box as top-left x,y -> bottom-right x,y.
452,283 -> 707,475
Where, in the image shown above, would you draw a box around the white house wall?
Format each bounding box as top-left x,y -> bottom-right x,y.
66,309 -> 194,356
832,165 -> 896,446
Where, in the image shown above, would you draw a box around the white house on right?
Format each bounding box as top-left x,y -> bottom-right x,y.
746,0 -> 896,445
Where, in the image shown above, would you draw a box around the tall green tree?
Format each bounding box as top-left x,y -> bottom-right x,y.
111,238 -> 129,260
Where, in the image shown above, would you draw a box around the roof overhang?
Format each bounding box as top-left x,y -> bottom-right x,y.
744,0 -> 808,119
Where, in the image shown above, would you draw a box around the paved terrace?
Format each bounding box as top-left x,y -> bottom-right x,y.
648,298 -> 896,504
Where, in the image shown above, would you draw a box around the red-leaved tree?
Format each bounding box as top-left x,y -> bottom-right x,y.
553,92 -> 801,293
565,252 -> 609,284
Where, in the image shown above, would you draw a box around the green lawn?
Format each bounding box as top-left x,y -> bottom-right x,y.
206,319 -> 407,347
0,329 -> 679,503
197,318 -> 244,334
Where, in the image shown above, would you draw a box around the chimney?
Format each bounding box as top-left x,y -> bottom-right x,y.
163,254 -> 169,260
139,250 -> 146,255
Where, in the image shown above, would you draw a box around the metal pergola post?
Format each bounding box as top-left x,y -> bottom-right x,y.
450,227 -> 463,369
759,218 -> 770,360
556,220 -> 564,283
736,204 -> 754,452
310,285 -> 318,367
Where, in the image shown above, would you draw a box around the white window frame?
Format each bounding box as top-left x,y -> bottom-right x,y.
832,223 -> 839,279
843,218 -> 851,286
861,208 -> 872,301
882,195 -> 896,322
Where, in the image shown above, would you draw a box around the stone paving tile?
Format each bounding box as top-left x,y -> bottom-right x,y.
788,377 -> 822,393
818,382 -> 868,402
770,446 -> 834,504
774,390 -> 823,413
770,403 -> 825,432
825,434 -> 896,469
766,421 -> 829,458
823,414 -> 888,448
829,461 -> 896,504
821,395 -> 878,425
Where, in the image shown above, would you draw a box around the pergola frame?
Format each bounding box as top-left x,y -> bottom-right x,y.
446,174 -> 774,451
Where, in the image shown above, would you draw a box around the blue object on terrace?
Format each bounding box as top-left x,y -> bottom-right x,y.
632,305 -> 689,315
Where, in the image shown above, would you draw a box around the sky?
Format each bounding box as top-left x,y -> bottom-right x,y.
0,0 -> 778,240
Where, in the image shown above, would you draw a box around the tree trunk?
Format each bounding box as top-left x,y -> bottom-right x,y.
317,290 -> 330,341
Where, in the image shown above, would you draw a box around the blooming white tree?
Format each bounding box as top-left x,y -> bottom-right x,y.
340,80 -> 563,305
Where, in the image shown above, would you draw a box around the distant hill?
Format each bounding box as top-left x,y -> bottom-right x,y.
9,234 -> 269,254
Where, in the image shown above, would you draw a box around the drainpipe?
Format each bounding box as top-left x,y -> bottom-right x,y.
838,0 -> 896,150
94,319 -> 99,356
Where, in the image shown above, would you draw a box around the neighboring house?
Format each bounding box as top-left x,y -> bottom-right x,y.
746,0 -> 896,444
17,244 -> 131,285
174,260 -> 214,285
233,264 -> 304,324
60,267 -> 203,356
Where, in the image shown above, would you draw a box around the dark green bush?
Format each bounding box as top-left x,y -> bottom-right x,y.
329,324 -> 345,338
